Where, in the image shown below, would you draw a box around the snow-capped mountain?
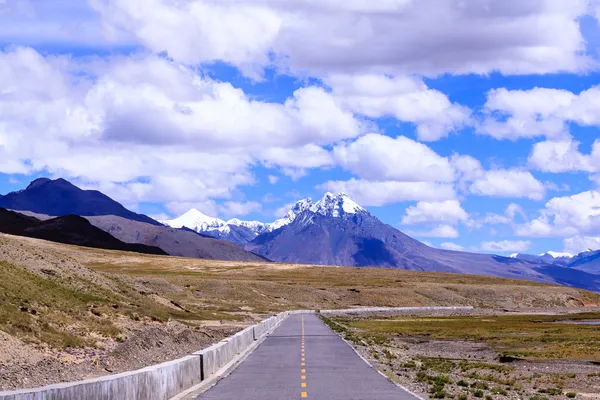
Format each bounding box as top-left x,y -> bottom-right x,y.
242,192 -> 594,288
160,193 -> 368,245
309,192 -> 366,217
510,251 -> 574,265
162,208 -> 229,233
270,198 -> 313,231
161,197 -> 317,245
226,218 -> 269,235
543,251 -> 574,259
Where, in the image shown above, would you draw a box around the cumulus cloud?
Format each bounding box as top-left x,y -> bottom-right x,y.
318,179 -> 456,206
326,74 -> 471,141
528,138 -> 600,173
405,224 -> 459,238
480,86 -> 600,140
0,46 -> 362,206
401,200 -> 468,225
333,134 -> 455,182
439,242 -> 465,251
469,169 -> 546,200
219,201 -> 262,218
563,236 -> 600,254
517,190 -> 600,237
91,0 -> 596,77
479,240 -> 531,252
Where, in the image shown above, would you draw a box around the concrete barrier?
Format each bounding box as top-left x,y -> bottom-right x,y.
0,306 -> 469,400
0,355 -> 202,400
320,306 -> 474,314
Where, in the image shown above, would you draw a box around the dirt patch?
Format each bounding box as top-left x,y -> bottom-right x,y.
0,321 -> 238,391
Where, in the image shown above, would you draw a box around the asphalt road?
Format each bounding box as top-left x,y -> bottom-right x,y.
198,314 -> 417,400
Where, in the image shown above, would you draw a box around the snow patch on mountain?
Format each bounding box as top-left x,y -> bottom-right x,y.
270,198 -> 314,231
160,209 -> 230,234
309,192 -> 366,217
540,251 -> 574,259
227,218 -> 269,235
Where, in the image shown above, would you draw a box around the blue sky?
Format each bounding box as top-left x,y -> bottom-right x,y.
1,0 -> 600,256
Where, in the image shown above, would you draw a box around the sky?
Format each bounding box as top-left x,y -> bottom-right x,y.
1,0 -> 600,256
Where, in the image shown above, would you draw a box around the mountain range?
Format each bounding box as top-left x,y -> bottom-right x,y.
511,250 -> 600,273
2,178 -> 600,291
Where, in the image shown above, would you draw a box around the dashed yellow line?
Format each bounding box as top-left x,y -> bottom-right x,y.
301,315 -> 307,398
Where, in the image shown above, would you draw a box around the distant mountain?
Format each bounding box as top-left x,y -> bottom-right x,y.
569,250 -> 600,274
0,208 -> 166,255
509,251 -> 574,266
0,178 -> 159,225
160,201 -> 313,245
86,215 -> 268,262
245,193 -> 600,291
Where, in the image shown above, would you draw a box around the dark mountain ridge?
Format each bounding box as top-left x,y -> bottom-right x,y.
0,178 -> 159,225
0,208 -> 166,255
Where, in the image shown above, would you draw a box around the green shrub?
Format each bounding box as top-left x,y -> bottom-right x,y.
473,389 -> 484,398
472,382 -> 489,390
457,380 -> 470,387
458,395 -> 468,400
491,387 -> 507,396
566,393 -> 577,399
539,388 -> 563,396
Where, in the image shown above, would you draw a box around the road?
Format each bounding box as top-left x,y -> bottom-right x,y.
197,313 -> 417,400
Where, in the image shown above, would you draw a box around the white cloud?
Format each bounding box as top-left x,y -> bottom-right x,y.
517,190 -> 600,237
401,200 -> 468,225
0,47 -> 363,206
469,169 -> 546,200
219,201 -> 262,218
318,179 -> 456,206
91,0 -> 596,77
505,203 -> 527,221
563,236 -> 600,254
479,240 -> 531,252
268,175 -> 279,184
333,133 -> 455,182
405,224 -> 459,238
259,144 -> 334,169
439,242 -> 465,251
528,138 -> 600,173
327,74 -> 471,141
480,86 -> 600,140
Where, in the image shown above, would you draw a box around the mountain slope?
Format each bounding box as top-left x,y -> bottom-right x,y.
87,215 -> 268,262
0,178 -> 159,225
569,250 -> 600,274
0,208 -> 166,255
246,193 -> 599,290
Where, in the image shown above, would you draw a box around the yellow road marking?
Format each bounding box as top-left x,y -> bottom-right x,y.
301,369 -> 305,373
301,362 -> 305,366
302,382 -> 307,388
301,375 -> 306,380
301,392 -> 307,398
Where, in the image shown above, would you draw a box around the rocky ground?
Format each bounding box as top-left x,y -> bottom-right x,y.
0,320 -> 240,391
324,308 -> 600,400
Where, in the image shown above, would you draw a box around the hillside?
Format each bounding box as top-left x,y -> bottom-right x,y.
85,215 -> 268,262
0,208 -> 166,255
0,234 -> 599,389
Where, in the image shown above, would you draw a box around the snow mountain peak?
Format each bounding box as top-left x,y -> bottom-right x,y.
309,192 -> 366,217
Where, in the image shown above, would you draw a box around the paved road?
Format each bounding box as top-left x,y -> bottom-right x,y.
198,314 -> 417,400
